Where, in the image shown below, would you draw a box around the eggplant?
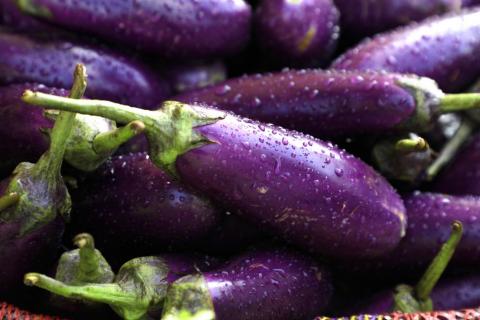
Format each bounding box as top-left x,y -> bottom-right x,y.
254,0 -> 339,67
23,89 -> 407,260
15,0 -> 252,60
434,130 -> 480,195
162,248 -> 332,320
69,152 -> 223,262
175,70 -> 480,137
0,0 -> 57,31
25,254 -> 219,320
334,0 -> 462,41
315,308 -> 480,320
0,83 -> 145,175
349,193 -> 480,274
0,65 -> 86,296
431,274 -> 480,310
331,8 -> 480,92
0,29 -> 170,108
160,61 -> 227,95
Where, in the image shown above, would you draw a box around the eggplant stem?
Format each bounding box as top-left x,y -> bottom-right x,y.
425,119 -> 476,180
24,273 -> 139,307
395,137 -> 428,153
415,221 -> 463,307
72,233 -> 102,277
439,93 -> 480,113
31,64 -> 87,179
93,120 -> 145,155
0,192 -> 20,212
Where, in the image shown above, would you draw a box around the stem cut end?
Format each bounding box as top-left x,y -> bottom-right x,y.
0,192 -> 20,212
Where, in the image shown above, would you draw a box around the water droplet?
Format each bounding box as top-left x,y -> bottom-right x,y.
335,168 -> 344,177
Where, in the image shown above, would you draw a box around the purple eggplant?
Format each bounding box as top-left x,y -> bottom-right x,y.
23,90 -> 408,260
254,0 -> 340,67
69,152 -> 223,261
162,248 -> 332,320
160,61 -> 227,95
25,254 -> 219,320
15,0 -> 252,60
334,0 -> 462,41
0,29 -> 170,108
0,65 -> 86,296
434,130 -> 480,195
175,70 -> 480,137
0,0 -> 58,32
331,8 -> 480,93
0,83 -> 146,175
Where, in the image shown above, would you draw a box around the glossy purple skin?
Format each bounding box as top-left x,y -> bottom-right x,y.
204,248 -> 332,320
334,0 -> 461,40
255,0 -> 339,67
0,30 -> 170,108
70,153 -> 223,261
162,254 -> 221,284
355,193 -> 480,273
331,8 -> 480,92
0,180 -> 65,296
21,0 -> 252,59
0,0 -> 57,32
175,70 -> 417,138
433,133 -> 480,196
0,84 -> 68,176
175,106 -> 407,259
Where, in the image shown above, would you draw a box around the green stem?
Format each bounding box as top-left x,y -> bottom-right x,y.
439,93 -> 480,113
93,120 -> 145,155
31,64 -> 87,179
395,137 -> 428,153
0,192 -> 20,212
425,119 -> 476,180
73,233 -> 101,281
24,273 -> 137,307
22,90 -> 154,126
415,221 -> 463,308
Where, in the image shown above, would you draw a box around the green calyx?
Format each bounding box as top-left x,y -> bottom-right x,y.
393,221 -> 463,313
15,0 -> 52,18
22,87 -> 226,176
1,64 -> 87,233
162,274 -> 215,320
395,76 -> 444,133
25,256 -> 170,320
55,233 -> 114,286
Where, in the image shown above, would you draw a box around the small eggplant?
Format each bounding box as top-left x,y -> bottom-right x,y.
161,248 -> 333,320
0,65 -> 86,296
25,254 -> 219,320
23,87 -> 407,260
254,0 -> 340,67
0,83 -> 145,175
0,29 -> 170,108
175,70 -> 480,137
69,152 -> 223,261
331,8 -> 480,92
334,0 -> 462,41
160,61 -> 227,95
15,0 -> 252,60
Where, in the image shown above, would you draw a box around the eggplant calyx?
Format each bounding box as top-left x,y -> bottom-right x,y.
396,76 -> 443,133
55,233 -> 114,286
15,0 -> 52,18
162,274 -> 215,320
21,87 -> 226,176
92,120 -> 145,158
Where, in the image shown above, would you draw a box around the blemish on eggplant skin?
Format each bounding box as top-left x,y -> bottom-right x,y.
298,26 -> 317,53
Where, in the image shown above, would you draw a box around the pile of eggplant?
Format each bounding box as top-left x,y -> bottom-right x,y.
2,0 -> 480,319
